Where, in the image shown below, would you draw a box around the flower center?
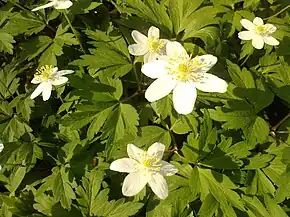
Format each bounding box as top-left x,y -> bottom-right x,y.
254,25 -> 272,36
34,65 -> 54,81
148,38 -> 165,53
167,56 -> 204,82
136,153 -> 161,174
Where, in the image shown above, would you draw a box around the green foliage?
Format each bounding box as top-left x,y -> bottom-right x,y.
0,0 -> 289,216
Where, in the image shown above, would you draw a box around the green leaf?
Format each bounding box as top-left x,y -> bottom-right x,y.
242,195 -> 271,217
0,63 -> 20,99
245,170 -> 275,196
119,0 -> 172,35
0,116 -> 32,142
0,31 -> 15,54
208,107 -> 269,147
134,125 -> 171,148
5,167 -> 26,195
168,0 -> 204,35
38,24 -> 78,66
101,103 -> 139,143
198,167 -> 245,211
198,193 -> 219,217
264,194 -> 288,217
19,36 -> 52,61
2,12 -> 45,36
51,167 -> 76,209
201,138 -> 243,170
182,6 -> 229,40
75,169 -> 105,216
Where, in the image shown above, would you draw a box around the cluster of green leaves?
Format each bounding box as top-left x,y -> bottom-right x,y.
0,0 -> 290,216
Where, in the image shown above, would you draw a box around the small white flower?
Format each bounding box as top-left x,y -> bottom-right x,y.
0,143 -> 4,171
141,41 -> 228,115
31,0 -> 73,11
238,17 -> 279,49
128,26 -> 168,63
30,65 -> 74,101
110,143 -> 178,199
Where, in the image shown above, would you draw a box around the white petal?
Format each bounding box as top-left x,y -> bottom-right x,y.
147,143 -> 165,160
41,82 -> 52,101
166,41 -> 188,58
253,17 -> 264,26
54,1 -> 73,9
263,36 -> 279,46
145,75 -> 177,102
127,144 -> 146,161
31,2 -> 56,11
30,83 -> 44,99
128,44 -> 148,56
240,19 -> 254,31
0,144 -> 4,153
148,173 -> 168,199
264,24 -> 277,34
196,54 -> 218,73
144,52 -> 159,63
31,77 -> 41,84
110,158 -> 136,173
57,70 -> 74,76
148,26 -> 160,39
0,165 -> 2,170
122,171 -> 148,197
172,81 -> 197,115
195,73 -> 228,93
52,67 -> 58,73
238,31 -> 254,40
252,35 -> 264,49
141,60 -> 169,79
131,30 -> 148,45
160,161 -> 178,176
51,76 -> 68,86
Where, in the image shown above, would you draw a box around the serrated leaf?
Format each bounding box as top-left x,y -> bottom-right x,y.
51,167 -> 76,209
134,125 -> 171,148
2,12 -> 45,36
198,167 -> 244,211
198,193 -> 219,217
242,195 -> 271,217
0,31 -> 15,54
102,103 -> 139,143
245,169 -> 275,196
5,167 -> 26,195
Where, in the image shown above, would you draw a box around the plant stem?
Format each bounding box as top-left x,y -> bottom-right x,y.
264,4 -> 290,20
132,65 -> 141,91
120,90 -> 144,103
63,11 -> 86,54
271,111 -> 290,131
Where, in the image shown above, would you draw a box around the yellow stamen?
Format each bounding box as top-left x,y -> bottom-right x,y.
148,38 -> 165,52
167,56 -> 204,82
34,65 -> 54,81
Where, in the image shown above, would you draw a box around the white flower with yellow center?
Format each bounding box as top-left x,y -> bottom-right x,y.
30,65 -> 74,101
31,0 -> 73,11
110,143 -> 178,199
141,41 -> 228,115
128,26 -> 168,63
238,17 -> 279,49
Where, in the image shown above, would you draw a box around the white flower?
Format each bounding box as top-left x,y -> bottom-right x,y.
128,26 -> 168,63
0,143 -> 4,171
31,0 -> 73,11
30,65 -> 74,101
110,143 -> 178,199
141,41 -> 228,115
238,17 -> 279,49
